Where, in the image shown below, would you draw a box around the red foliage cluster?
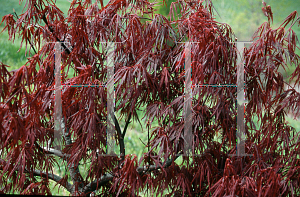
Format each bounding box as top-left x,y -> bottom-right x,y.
1,0 -> 300,196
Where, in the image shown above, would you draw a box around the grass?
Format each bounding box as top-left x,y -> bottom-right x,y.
0,27 -> 29,70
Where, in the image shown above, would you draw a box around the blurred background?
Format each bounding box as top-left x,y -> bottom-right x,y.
1,0 -> 300,195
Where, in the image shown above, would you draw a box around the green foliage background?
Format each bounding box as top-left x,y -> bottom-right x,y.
1,0 -> 300,195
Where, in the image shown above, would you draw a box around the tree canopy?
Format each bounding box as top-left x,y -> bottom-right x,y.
1,0 -> 300,196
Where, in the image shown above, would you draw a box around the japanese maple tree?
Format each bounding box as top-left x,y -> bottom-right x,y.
1,0 -> 300,196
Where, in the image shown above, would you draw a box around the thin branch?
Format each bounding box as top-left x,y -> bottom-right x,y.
35,142 -> 70,158
31,169 -> 73,193
122,112 -> 132,138
114,114 -> 125,162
